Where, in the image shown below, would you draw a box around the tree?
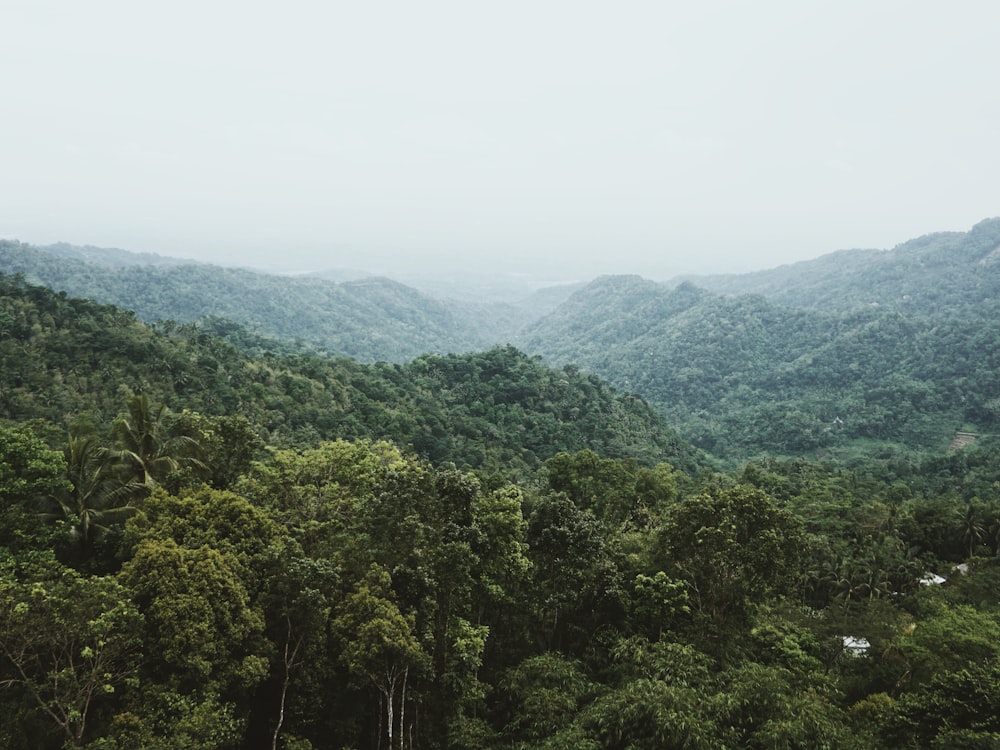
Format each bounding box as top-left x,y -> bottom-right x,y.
580,637 -> 719,750
655,483 -> 804,646
258,550 -> 338,750
237,439 -> 404,560
110,393 -> 203,490
629,571 -> 689,640
716,661 -> 861,749
500,652 -> 594,744
46,426 -> 143,556
885,662 -> 1000,748
526,492 -> 621,651
0,558 -> 142,748
470,484 -> 531,624
959,499 -> 988,558
332,565 -> 428,750
0,423 -> 69,551
544,450 -> 639,526
894,603 -> 1000,688
122,485 -> 285,587
171,411 -> 262,491
119,539 -> 268,699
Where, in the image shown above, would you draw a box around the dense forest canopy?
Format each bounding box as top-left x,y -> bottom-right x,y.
5,373 -> 1000,747
682,217 -> 1000,317
4,220 -> 1000,748
0,273 -> 700,476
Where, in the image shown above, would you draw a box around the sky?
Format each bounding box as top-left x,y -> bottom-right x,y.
2,1 -> 999,282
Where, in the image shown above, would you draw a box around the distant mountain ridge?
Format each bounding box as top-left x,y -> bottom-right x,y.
39,241 -> 196,268
678,217 -> 1000,316
0,240 -> 536,362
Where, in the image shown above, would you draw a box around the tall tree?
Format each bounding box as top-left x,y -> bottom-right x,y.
332,565 -> 428,750
46,427 -> 142,555
0,423 -> 68,552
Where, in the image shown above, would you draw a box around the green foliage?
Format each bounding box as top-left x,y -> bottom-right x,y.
885,662 -> 1000,749
521,255 -> 1000,461
893,603 -> 1000,688
109,393 -> 206,491
43,425 -> 144,561
691,217 -> 1000,319
0,239 -> 520,363
0,423 -> 69,506
404,346 -> 704,474
123,485 -> 284,578
471,484 -> 531,614
0,274 -> 701,476
236,439 -> 405,559
331,565 -> 428,749
170,412 -> 262,491
6,232 -> 1000,748
656,483 -> 805,641
0,556 -> 142,748
0,423 -> 69,552
525,491 -> 622,650
119,538 -> 268,695
501,653 -> 593,743
543,449 -> 681,532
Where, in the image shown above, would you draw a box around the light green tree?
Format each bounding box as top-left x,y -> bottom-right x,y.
0,423 -> 69,551
0,559 -> 142,748
332,565 -> 427,750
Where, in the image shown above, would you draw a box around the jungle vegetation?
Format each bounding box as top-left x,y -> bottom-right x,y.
3,218 -> 1000,748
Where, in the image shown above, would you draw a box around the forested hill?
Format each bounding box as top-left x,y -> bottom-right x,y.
0,240 -> 529,362
519,274 -> 1000,460
0,272 -> 702,475
11,264 -> 1000,749
7,219 -> 1000,463
680,217 -> 1000,316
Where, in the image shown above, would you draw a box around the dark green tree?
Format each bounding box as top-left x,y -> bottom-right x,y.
655,483 -> 805,647
110,394 -> 204,490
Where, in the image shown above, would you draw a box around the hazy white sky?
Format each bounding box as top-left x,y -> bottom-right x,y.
3,1 -> 998,280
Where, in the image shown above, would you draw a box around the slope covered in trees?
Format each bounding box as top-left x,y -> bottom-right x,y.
519,274 -> 1000,460
0,272 -> 701,475
6,263 -> 1000,748
0,241 -> 530,363
5,394 -> 1000,748
10,219 -> 1000,464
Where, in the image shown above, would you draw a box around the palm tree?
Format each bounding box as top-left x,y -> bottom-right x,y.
959,501 -> 987,558
46,429 -> 143,548
110,394 -> 204,489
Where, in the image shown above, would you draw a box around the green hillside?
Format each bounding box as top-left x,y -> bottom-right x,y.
7,263 -> 1000,749
520,276 -> 1000,460
8,219 -> 1000,465
0,272 -> 701,475
0,240 -> 525,362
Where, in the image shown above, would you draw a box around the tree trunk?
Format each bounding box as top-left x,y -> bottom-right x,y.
272,614 -> 306,750
399,666 -> 408,750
